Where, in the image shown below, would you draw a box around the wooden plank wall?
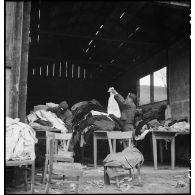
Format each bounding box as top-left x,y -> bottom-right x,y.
18,2 -> 31,122
6,2 -> 23,118
6,2 -> 31,121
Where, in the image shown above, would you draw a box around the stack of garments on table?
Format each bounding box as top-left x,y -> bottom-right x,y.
27,110 -> 67,133
6,117 -> 38,161
163,119 -> 190,132
71,99 -> 105,126
71,100 -> 122,146
134,105 -> 190,140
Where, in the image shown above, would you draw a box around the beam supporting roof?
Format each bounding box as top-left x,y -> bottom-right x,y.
30,30 -> 159,46
158,1 -> 190,8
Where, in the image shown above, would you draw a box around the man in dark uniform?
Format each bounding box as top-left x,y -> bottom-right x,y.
110,88 -> 137,148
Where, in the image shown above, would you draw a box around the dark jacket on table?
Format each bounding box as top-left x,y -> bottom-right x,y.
114,93 -> 136,124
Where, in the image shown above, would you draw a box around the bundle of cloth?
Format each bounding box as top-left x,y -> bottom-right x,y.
134,105 -> 190,140
71,99 -> 122,146
103,144 -> 144,178
6,117 -> 38,161
27,109 -> 68,133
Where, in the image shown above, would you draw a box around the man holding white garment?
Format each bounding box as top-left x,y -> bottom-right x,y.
109,88 -> 137,148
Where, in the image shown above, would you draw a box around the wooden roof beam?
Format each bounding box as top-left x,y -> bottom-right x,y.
153,1 -> 190,8
30,30 -> 158,45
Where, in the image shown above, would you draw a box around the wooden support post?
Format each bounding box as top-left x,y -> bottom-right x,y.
136,79 -> 140,106
18,2 -> 31,122
166,48 -> 170,104
7,2 -> 24,118
6,2 -> 31,120
150,73 -> 154,103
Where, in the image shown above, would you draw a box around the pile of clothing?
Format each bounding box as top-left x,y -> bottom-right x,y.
27,110 -> 67,133
71,100 -> 122,145
159,119 -> 190,132
6,117 -> 38,161
134,105 -> 190,140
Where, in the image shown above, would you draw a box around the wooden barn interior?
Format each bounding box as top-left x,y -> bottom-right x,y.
6,1 -> 190,193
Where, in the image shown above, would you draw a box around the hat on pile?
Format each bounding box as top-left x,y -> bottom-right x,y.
59,101 -> 69,110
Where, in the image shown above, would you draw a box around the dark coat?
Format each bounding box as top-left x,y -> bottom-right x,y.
114,93 -> 136,124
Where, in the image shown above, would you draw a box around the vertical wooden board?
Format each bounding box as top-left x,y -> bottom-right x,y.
47,62 -> 53,78
41,64 -> 47,78
136,79 -> 140,106
8,2 -> 24,118
18,2 -> 31,122
6,2 -> 15,68
6,2 -> 16,116
6,68 -> 12,116
150,73 -> 154,103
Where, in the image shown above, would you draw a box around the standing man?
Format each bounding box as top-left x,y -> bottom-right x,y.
110,88 -> 137,148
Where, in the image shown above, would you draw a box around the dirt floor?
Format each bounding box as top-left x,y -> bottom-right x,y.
6,164 -> 190,194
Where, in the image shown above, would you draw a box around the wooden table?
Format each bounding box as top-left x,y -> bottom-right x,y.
32,125 -> 61,139
93,131 -> 120,169
151,130 -> 190,170
6,160 -> 35,193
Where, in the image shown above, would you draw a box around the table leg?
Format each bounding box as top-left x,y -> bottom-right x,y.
104,166 -> 110,185
152,134 -> 158,170
24,165 -> 28,191
81,147 -> 84,165
159,140 -> 163,163
93,135 -> 97,169
150,137 -> 153,161
31,162 -> 35,194
116,176 -> 119,188
137,163 -> 141,185
171,137 -> 175,170
113,140 -> 116,153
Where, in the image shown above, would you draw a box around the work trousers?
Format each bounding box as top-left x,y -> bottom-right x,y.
122,123 -> 134,148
